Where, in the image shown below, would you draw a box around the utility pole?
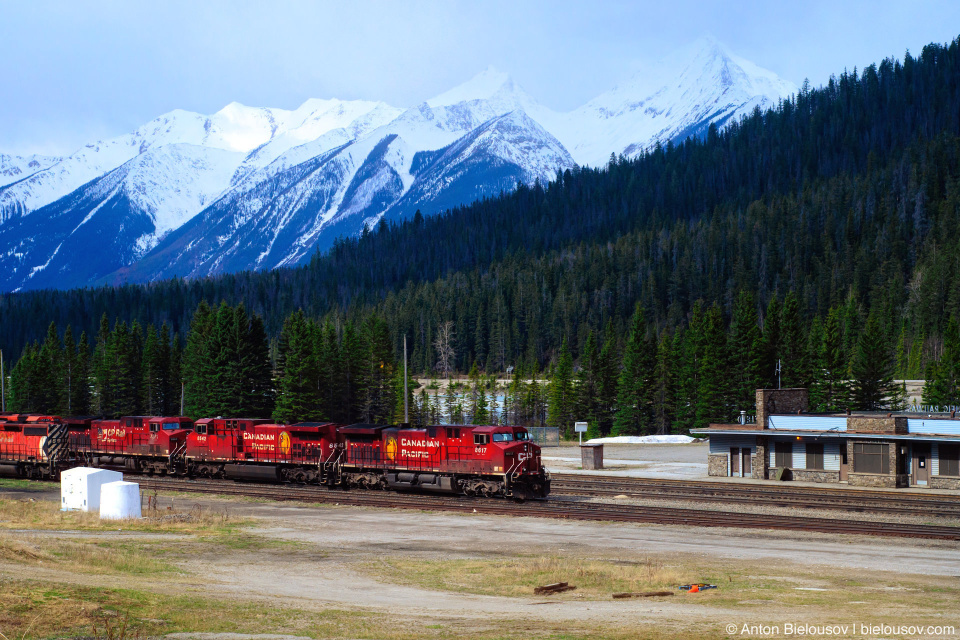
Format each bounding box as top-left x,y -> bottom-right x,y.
180,382 -> 185,416
403,335 -> 409,424
776,359 -> 782,389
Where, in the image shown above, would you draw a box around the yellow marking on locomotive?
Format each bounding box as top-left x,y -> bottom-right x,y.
385,436 -> 398,461
279,431 -> 291,455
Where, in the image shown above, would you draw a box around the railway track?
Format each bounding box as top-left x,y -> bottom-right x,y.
551,474 -> 960,518
135,477 -> 960,541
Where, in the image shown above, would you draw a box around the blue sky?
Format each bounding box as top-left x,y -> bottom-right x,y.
2,0 -> 959,155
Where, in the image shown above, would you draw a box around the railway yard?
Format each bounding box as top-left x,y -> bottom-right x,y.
2,443 -> 960,639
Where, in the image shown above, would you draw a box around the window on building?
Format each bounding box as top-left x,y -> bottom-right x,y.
940,444 -> 960,477
775,441 -> 792,468
853,442 -> 889,474
806,443 -> 825,470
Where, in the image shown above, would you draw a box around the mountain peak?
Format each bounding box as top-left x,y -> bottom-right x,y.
427,66 -> 518,107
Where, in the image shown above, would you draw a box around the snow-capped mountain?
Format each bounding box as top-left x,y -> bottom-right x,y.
0,37 -> 794,292
107,83 -> 576,284
544,37 -> 796,167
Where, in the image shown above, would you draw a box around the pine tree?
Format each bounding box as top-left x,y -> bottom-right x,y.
572,331 -> 600,432
142,325 -> 163,415
695,303 -> 730,429
819,307 -> 849,411
209,302 -> 242,416
671,323 -> 698,433
547,339 -> 574,434
779,291 -> 806,387
341,321 -> 368,423
11,344 -> 38,412
650,329 -> 674,434
762,297 -> 782,388
729,291 -> 763,412
273,310 -> 321,423
73,331 -> 92,415
156,323 -> 173,415
169,333 -> 183,415
361,315 -> 396,423
613,305 -> 653,435
806,316 -> 827,411
92,314 -> 113,416
850,312 -> 899,410
183,302 -> 215,417
241,313 -> 274,417
38,322 -> 63,413
595,328 -> 619,435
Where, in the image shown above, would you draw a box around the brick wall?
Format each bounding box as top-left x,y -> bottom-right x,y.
791,470 -> 840,483
708,454 -> 728,477
755,389 -> 809,427
931,476 -> 960,490
753,438 -> 768,479
847,416 -> 908,434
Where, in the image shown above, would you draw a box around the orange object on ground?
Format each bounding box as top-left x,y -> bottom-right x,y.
689,585 -> 699,593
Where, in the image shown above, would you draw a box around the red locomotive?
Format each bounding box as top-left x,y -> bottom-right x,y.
0,414 -> 70,479
3,413 -> 552,499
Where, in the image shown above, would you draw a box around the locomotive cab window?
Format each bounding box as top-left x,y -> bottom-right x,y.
492,433 -> 514,442
515,431 -> 529,441
474,433 -> 489,445
195,424 -> 207,435
149,423 -> 159,433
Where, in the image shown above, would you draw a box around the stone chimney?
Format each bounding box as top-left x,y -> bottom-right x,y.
755,388 -> 809,428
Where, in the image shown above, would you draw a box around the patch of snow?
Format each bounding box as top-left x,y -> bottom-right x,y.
585,435 -> 700,444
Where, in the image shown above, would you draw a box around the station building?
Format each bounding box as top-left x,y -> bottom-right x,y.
692,388 -> 960,490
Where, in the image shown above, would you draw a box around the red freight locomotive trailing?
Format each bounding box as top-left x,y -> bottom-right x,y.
1,414 -> 551,499
0,414 -> 70,479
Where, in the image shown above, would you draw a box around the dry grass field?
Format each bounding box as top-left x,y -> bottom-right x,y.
0,487 -> 958,640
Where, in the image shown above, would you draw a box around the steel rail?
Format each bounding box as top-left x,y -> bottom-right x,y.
135,477 -> 960,541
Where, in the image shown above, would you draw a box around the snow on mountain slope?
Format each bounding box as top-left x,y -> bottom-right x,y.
0,99 -> 394,225
0,153 -> 60,189
543,37 -> 796,166
230,99 -> 403,183
0,144 -> 248,291
383,110 -> 574,223
102,77 -> 576,286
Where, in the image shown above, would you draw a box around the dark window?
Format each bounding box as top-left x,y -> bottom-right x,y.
474,433 -> 489,445
196,424 -> 207,435
805,443 -> 824,470
940,444 -> 960,477
853,442 -> 890,474
23,426 -> 47,437
427,428 -> 437,438
775,441 -> 792,468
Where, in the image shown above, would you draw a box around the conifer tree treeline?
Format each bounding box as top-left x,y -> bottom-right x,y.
2,293 -> 921,434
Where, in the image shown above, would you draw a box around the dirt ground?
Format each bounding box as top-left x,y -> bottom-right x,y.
2,485 -> 959,639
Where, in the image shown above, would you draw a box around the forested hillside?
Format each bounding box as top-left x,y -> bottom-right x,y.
5,38 -> 960,432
